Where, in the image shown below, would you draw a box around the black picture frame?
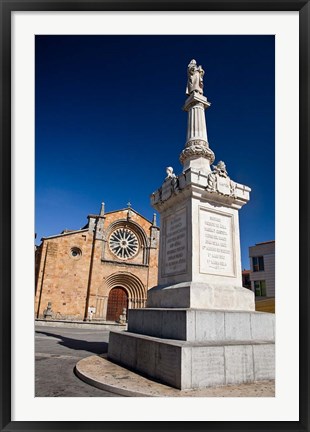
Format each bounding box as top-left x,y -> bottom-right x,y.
1,1 -> 308,431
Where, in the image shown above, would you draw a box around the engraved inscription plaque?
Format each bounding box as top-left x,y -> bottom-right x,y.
162,208 -> 187,276
200,208 -> 235,276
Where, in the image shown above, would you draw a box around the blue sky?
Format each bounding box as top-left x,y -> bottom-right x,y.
35,35 -> 275,269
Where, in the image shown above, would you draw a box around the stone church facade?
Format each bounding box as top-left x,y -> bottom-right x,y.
35,204 -> 159,322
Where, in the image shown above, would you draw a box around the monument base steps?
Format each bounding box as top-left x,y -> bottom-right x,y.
108,308 -> 275,390
127,308 -> 275,342
108,331 -> 275,390
146,282 -> 255,311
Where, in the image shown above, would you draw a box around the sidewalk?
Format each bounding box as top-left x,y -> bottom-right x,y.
35,318 -> 127,331
76,354 -> 275,397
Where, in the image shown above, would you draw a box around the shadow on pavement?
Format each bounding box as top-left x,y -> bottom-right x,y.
35,330 -> 108,355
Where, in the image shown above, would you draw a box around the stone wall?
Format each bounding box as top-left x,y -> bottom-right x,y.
35,208 -> 159,321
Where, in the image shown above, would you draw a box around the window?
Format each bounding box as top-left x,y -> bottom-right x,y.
254,280 -> 266,297
109,227 -> 139,259
252,256 -> 264,272
70,247 -> 82,259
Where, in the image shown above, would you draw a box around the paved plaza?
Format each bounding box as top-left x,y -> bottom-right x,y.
35,323 -> 274,397
35,324 -> 118,397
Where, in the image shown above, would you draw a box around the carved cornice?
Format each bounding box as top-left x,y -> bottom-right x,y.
179,140 -> 215,165
183,92 -> 211,112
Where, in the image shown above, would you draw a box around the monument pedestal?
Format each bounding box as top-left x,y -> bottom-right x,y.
149,165 -> 254,309
107,165 -> 275,391
126,308 -> 274,342
108,308 -> 274,390
108,294 -> 274,390
107,59 -> 275,390
146,282 -> 254,311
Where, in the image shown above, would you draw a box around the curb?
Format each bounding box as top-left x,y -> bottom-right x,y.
75,358 -> 152,397
35,319 -> 127,331
75,354 -> 276,398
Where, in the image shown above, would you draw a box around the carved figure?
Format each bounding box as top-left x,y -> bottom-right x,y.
213,161 -> 228,177
186,59 -> 204,95
171,175 -> 179,193
118,307 -> 127,324
230,180 -> 236,196
206,171 -> 217,192
43,302 -> 53,320
206,160 -> 235,197
165,166 -> 176,180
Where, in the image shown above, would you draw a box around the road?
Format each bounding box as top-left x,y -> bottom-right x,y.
35,324 -> 119,397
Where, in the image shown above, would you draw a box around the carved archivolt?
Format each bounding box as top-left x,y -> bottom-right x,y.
105,272 -> 146,307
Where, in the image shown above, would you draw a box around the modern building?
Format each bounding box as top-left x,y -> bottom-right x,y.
35,203 -> 159,322
249,240 -> 275,298
242,269 -> 251,289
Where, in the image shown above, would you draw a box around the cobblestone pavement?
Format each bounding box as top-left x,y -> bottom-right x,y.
35,325 -> 118,397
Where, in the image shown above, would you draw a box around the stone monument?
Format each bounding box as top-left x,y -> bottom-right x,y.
108,60 -> 275,390
43,302 -> 53,320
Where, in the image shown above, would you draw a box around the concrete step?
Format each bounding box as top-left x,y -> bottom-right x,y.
108,330 -> 275,390
128,308 -> 275,342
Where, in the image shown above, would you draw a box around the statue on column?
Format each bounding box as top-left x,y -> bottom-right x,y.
186,59 -> 204,95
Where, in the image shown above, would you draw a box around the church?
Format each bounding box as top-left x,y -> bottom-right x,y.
35,203 -> 159,322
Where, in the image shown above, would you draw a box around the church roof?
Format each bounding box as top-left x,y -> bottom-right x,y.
105,207 -> 153,224
41,206 -> 157,241
41,228 -> 88,241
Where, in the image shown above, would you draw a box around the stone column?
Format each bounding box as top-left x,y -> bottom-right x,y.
180,92 -> 215,173
148,59 -> 254,311
186,102 -> 208,142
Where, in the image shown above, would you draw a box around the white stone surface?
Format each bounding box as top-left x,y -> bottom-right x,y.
182,156 -> 212,173
151,164 -> 254,311
147,282 -> 255,311
128,308 -> 274,342
224,345 -> 254,384
191,346 -> 225,388
251,312 -> 275,341
186,103 -> 208,142
199,208 -> 235,277
224,312 -> 251,341
162,207 -> 188,276
253,344 -> 275,380
108,331 -> 275,390
195,310 -> 225,341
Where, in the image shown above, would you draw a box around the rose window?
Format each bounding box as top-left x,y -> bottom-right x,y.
109,228 -> 139,259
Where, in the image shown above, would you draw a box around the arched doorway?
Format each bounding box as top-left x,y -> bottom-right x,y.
106,287 -> 128,322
